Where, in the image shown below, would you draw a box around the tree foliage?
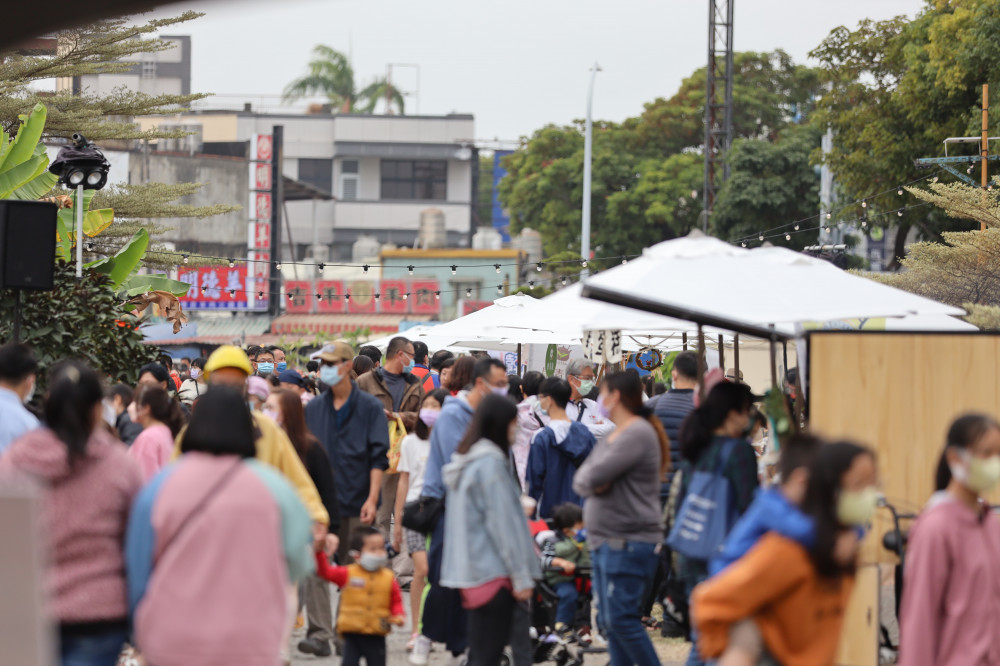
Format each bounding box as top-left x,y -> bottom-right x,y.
284,45 -> 404,114
0,262 -> 160,388
497,51 -> 825,258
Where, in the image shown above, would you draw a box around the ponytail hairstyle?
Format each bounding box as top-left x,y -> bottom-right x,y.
801,440 -> 875,579
935,413 -> 1000,491
603,370 -> 670,475
44,361 -> 104,466
678,381 -> 753,463
135,384 -> 187,437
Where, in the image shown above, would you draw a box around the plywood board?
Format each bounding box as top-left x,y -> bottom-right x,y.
833,564 -> 880,666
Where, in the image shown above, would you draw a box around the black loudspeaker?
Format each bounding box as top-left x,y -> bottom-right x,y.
0,200 -> 58,290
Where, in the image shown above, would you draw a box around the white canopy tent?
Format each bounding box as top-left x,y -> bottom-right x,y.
581,236 -> 966,337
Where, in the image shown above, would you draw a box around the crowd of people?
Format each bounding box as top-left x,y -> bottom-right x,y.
0,338 -> 998,666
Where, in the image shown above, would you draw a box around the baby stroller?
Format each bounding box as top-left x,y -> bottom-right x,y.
507,565 -> 606,666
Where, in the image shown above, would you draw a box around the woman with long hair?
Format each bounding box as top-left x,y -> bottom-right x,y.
441,394 -> 540,666
675,381 -> 759,666
572,370 -> 670,666
691,441 -> 878,666
128,384 -> 186,482
264,388 -> 340,660
899,414 -> 1000,666
1,361 -> 143,666
393,388 -> 449,653
125,388 -> 313,666
446,356 -> 476,396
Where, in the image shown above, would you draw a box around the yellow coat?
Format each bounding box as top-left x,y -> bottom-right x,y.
337,564 -> 396,636
174,412 -> 329,526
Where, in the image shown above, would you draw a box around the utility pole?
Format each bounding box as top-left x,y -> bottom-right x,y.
702,0 -> 735,232
581,63 -> 601,277
982,83 -> 989,231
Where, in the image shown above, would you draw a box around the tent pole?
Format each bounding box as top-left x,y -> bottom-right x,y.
769,326 -> 778,388
718,335 -> 725,375
682,332 -> 688,351
733,333 -> 740,381
697,324 -> 706,403
782,340 -> 789,380
517,343 -> 523,377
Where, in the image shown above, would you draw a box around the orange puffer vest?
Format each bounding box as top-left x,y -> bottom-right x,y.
336,563 -> 395,636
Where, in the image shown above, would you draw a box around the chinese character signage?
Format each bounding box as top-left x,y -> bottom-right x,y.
281,279 -> 441,315
248,134 -> 273,312
178,267 -> 251,310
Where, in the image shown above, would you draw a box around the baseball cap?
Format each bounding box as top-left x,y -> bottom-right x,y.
247,376 -> 270,401
278,369 -> 304,386
317,341 -> 354,363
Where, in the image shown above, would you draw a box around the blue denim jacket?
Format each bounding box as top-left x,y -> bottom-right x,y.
441,439 -> 541,592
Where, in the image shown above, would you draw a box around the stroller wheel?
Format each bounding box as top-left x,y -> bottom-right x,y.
500,647 -> 513,666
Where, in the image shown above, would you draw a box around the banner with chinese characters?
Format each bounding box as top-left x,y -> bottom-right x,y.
582,329 -> 623,364
178,266 -> 252,310
282,279 -> 441,314
247,133 -> 272,312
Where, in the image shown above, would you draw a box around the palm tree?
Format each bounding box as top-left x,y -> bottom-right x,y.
283,45 -> 405,115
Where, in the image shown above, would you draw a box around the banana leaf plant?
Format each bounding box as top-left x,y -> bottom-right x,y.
0,103 -> 59,200
54,188 -> 115,261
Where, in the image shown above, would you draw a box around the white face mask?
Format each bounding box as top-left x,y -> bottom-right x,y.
189,367 -> 202,380
22,379 -> 34,405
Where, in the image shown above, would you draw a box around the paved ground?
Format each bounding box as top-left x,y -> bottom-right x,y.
289,589 -> 688,666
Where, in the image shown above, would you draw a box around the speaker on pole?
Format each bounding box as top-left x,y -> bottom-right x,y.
0,200 -> 57,290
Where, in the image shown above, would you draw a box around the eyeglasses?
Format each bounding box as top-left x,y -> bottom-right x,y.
320,359 -> 347,368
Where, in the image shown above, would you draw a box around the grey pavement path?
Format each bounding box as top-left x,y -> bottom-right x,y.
290,589 -> 686,666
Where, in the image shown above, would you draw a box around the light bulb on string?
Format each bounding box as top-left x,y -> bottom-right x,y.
345,293 -> 351,301
287,293 -> 293,301
861,200 -> 867,209
228,258 -> 235,268
529,281 -> 535,290
200,287 -> 206,296
825,225 -> 831,234
741,241 -> 747,247
434,291 -> 440,300
581,260 -> 588,268
275,261 -> 282,271
758,232 -> 764,241
495,264 -> 501,274
497,284 -> 503,295
561,277 -> 568,286
826,212 -> 832,220
407,265 -> 414,276
316,293 -> 323,302
785,233 -> 791,241
257,291 -> 263,300
465,288 -> 472,298
375,292 -> 380,300
363,264 -> 369,274
794,224 -> 800,231
621,256 -> 627,265
182,254 -> 189,264
898,187 -> 903,196
861,220 -> 868,229
317,263 -> 325,272
968,164 -> 975,175
403,292 -> 409,300
451,265 -> 457,276
536,262 -> 542,272
897,209 -> 904,217
229,289 -> 236,297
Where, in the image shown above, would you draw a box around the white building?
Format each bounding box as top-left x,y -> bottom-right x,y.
136,110 -> 476,261
58,35 -> 191,97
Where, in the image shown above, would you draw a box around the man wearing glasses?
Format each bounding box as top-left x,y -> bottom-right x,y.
302,341 -> 391,658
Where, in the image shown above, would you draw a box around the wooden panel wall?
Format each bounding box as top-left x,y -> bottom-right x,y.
811,333 -> 1000,665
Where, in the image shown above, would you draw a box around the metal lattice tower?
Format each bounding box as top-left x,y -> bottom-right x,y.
702,0 -> 734,231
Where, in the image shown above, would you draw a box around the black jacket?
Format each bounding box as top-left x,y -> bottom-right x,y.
654,389 -> 695,477
304,443 -> 341,532
116,411 -> 143,446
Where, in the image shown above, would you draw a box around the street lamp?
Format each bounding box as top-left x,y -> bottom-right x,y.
581,63 -> 601,278
48,133 -> 110,278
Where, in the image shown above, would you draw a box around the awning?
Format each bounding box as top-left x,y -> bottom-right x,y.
271,314 -> 432,336
333,141 -> 472,161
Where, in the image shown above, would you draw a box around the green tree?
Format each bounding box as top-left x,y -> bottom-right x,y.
713,124 -> 822,247
283,45 -> 404,114
0,262 -> 160,388
810,1 -> 1000,261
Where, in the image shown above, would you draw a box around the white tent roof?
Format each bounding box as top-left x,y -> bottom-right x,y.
582,236 -> 965,336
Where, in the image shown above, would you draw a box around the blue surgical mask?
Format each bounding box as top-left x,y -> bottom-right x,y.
257,362 -> 274,376
319,364 -> 342,387
404,358 -> 416,373
276,362 -> 287,373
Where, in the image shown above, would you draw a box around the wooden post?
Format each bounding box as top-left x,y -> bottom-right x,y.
769,326 -> 778,388
982,83 -> 989,232
682,332 -> 688,351
697,324 -> 707,403
718,335 -> 725,376
733,333 -> 740,380
517,343 -> 523,377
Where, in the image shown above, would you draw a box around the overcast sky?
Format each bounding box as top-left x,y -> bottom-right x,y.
151,0 -> 925,142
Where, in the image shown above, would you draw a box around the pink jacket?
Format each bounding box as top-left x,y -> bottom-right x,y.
128,423 -> 175,483
899,492 -> 1000,666
0,427 -> 142,623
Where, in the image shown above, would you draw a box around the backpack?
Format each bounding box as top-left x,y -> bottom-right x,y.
666,439 -> 739,561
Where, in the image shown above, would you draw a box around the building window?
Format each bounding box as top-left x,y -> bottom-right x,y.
380,160 -> 447,200
298,158 -> 333,194
340,159 -> 359,201
141,60 -> 156,79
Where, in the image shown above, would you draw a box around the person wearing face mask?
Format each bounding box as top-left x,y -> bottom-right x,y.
558,359 -> 615,443
357,337 -> 425,542
177,357 -> 207,407
691,441 -> 876,666
572,370 -> 671,666
898,414 -> 1000,666
313,526 -> 405,666
269,346 -> 288,374
392,388 -> 449,653
441,394 -> 541,666
128,385 -> 186,482
0,342 -> 41,455
671,380 -> 759,666
254,348 -> 276,378
526,377 -> 596,519
413,357 -> 509,664
303,341 -> 390,658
